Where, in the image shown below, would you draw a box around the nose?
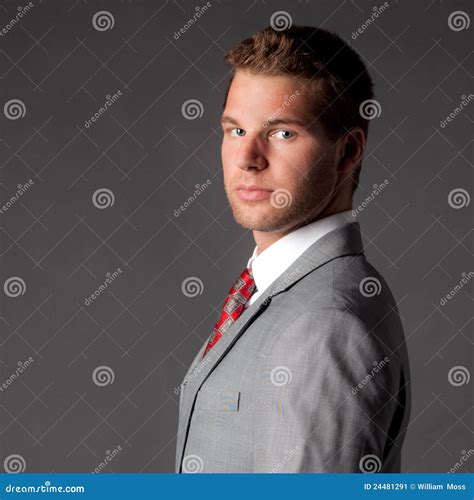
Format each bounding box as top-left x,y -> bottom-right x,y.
234,136 -> 268,171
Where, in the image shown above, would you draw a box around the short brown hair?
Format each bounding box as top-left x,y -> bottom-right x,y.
223,25 -> 374,193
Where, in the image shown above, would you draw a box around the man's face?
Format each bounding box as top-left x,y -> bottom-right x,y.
221,70 -> 339,232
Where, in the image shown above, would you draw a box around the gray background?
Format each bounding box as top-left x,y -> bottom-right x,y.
0,0 -> 472,473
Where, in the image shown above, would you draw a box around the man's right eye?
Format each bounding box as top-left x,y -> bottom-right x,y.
230,128 -> 246,137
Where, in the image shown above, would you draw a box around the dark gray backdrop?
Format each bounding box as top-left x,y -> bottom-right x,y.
0,0 -> 472,473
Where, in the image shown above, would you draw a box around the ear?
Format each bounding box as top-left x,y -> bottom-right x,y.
336,128 -> 366,178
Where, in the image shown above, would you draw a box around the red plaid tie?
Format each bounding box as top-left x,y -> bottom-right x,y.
202,267 -> 256,357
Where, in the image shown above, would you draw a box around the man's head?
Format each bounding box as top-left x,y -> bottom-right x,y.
221,25 -> 374,234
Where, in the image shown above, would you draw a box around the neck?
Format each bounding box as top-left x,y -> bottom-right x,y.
254,198 -> 352,255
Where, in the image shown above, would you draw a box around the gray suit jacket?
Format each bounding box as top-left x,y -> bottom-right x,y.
175,222 -> 411,473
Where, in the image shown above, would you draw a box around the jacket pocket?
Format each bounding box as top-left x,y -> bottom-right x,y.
194,389 -> 240,412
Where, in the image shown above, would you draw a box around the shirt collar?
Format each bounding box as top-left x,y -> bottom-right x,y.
247,210 -> 356,295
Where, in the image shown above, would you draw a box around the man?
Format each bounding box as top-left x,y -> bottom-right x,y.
175,25 -> 411,473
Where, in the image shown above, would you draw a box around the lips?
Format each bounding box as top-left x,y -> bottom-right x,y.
235,184 -> 273,201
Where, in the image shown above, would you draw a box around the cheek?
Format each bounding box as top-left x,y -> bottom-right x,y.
221,139 -> 234,166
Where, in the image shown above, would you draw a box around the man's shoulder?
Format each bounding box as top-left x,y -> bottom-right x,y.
278,253 -> 402,337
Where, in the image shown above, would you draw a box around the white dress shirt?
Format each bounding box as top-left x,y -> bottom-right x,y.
245,210 -> 356,308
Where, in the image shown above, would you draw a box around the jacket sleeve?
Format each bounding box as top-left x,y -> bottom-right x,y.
253,307 -> 403,472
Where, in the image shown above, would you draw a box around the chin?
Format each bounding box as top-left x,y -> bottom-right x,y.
231,205 -> 290,232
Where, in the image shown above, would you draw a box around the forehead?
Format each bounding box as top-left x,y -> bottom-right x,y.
224,70 -> 315,122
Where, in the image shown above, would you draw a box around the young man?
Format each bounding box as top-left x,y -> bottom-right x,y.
175,25 -> 411,473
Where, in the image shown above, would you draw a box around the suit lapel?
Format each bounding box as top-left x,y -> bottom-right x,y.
176,221 -> 364,470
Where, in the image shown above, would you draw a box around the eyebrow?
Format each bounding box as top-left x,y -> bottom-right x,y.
221,115 -> 307,128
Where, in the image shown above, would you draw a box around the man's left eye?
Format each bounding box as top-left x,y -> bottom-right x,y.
272,130 -> 295,140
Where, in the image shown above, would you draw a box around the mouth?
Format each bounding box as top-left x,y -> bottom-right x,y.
235,185 -> 273,202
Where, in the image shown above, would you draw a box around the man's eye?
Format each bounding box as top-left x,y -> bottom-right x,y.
230,128 -> 246,137
272,130 -> 295,140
